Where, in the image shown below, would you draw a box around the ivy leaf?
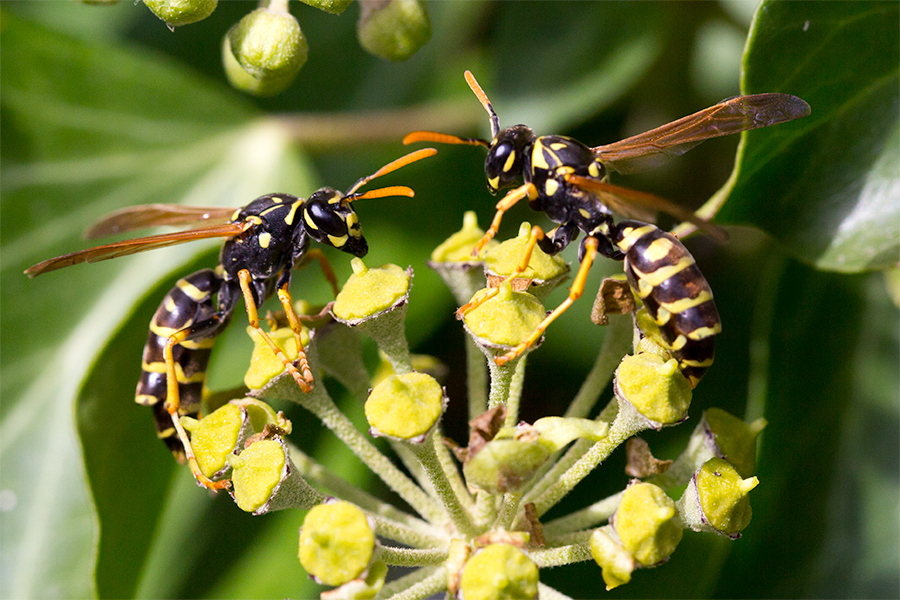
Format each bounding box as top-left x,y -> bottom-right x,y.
714,0 -> 899,272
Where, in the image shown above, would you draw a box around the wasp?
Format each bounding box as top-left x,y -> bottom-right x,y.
405,71 -> 809,384
25,148 -> 436,489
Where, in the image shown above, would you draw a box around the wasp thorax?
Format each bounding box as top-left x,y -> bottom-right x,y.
485,125 -> 535,193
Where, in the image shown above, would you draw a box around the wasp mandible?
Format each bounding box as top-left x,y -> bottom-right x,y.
26,148 -> 436,489
405,71 -> 810,384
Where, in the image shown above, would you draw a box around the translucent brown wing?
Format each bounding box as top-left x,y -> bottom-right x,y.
593,93 -> 810,174
85,204 -> 238,239
565,175 -> 729,242
25,222 -> 250,278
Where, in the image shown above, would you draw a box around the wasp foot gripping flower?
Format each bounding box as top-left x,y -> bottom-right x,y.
223,6 -> 308,96
332,258 -> 414,374
228,436 -> 323,514
357,0 -> 431,61
677,458 -> 758,538
143,0 -> 216,27
459,543 -> 539,600
182,398 -> 291,480
462,283 -> 546,356
299,500 -> 377,587
244,324 -> 309,389
614,338 -> 692,428
483,222 -> 569,301
365,372 -> 446,442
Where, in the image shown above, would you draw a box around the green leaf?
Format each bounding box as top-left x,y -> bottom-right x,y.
715,1 -> 899,272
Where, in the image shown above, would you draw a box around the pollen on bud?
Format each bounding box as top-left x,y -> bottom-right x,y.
143,0 -> 217,27
223,7 -> 307,96
612,482 -> 683,567
614,348 -> 692,427
244,325 -> 307,390
357,0 -> 431,62
462,283 -> 546,349
484,222 -> 568,291
365,372 -> 445,441
299,500 -> 376,587
332,258 -> 411,323
703,408 -> 767,478
229,438 -> 287,513
458,543 -> 539,600
590,527 -> 635,590
690,458 -> 758,537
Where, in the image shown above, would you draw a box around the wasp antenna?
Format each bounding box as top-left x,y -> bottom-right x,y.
345,148 -> 436,195
347,185 -> 415,202
402,131 -> 489,147
464,70 -> 500,139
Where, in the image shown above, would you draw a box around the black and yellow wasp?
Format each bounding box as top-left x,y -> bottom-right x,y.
405,71 -> 810,386
25,149 -> 435,489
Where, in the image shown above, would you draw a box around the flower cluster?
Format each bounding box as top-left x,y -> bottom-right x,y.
182,212 -> 765,598
93,0 -> 430,95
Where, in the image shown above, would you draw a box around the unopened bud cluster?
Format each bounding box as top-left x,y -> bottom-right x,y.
164,213 -> 766,598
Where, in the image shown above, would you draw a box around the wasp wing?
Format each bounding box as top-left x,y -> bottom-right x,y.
593,93 -> 810,174
85,204 -> 237,239
565,175 -> 728,242
25,222 -> 250,278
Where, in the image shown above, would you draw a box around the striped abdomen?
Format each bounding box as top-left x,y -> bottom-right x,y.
135,269 -> 223,457
612,221 -> 720,388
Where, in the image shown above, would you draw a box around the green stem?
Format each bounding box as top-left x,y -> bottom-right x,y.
433,425 -> 476,513
530,542 -> 593,567
504,356 -> 527,427
466,336 -> 488,420
375,545 -> 448,567
492,491 -> 522,530
486,353 -> 521,410
541,490 -> 624,535
407,432 -> 480,537
258,370 -> 444,524
376,566 -> 447,600
564,314 -> 631,419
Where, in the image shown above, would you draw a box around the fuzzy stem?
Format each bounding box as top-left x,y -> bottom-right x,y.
258,370 -> 444,523
528,405 -> 646,518
406,432 -> 480,537
376,566 -> 446,600
375,545 -> 449,567
486,354 -> 521,410
541,490 -> 624,535
530,541 -> 593,567
433,425 -> 476,514
492,491 -> 522,530
503,356 -> 528,427
564,314 -> 632,419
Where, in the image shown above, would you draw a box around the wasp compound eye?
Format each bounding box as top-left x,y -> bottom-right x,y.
305,197 -> 350,239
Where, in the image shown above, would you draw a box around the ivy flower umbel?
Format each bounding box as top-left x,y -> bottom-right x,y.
166,211 -> 768,599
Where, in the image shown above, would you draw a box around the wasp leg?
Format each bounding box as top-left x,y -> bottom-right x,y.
472,182 -> 539,256
163,323 -> 231,491
238,269 -> 314,393
495,236 -> 600,366
296,248 -> 340,298
276,284 -> 315,389
457,224 -> 548,318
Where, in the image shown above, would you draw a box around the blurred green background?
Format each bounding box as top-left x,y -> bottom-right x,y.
1,1 -> 897,598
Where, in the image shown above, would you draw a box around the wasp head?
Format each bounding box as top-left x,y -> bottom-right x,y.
303,190 -> 368,257
485,125 -> 535,194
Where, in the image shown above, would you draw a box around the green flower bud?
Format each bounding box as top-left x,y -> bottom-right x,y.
224,7 -> 307,96
244,325 -> 308,390
357,0 -> 431,62
459,544 -> 539,600
531,416 -> 609,451
484,222 -> 569,301
614,348 -> 692,427
680,458 -> 757,538
229,436 -> 322,514
144,0 -> 216,27
703,408 -> 766,478
365,372 -> 445,441
429,211 -> 497,306
295,0 -> 351,15
332,259 -> 411,323
463,428 -> 550,494
613,482 -> 683,566
320,560 -> 387,599
299,500 -> 376,587
590,527 -> 635,590
462,283 -> 546,350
